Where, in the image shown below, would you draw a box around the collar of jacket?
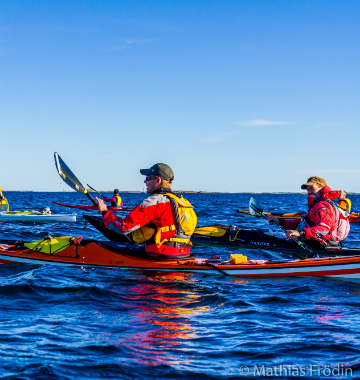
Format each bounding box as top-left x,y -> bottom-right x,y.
151,188 -> 177,196
319,185 -> 333,199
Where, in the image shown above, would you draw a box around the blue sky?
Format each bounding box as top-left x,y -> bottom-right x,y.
1,0 -> 359,192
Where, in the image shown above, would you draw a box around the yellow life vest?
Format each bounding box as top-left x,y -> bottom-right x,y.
0,198 -> 9,212
115,195 -> 122,207
338,198 -> 351,215
132,224 -> 157,244
132,192 -> 197,248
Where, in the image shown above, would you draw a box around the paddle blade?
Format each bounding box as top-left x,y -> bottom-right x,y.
54,152 -> 85,193
249,197 -> 264,217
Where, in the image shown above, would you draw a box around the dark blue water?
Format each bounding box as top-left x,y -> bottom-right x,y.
1,192 -> 360,379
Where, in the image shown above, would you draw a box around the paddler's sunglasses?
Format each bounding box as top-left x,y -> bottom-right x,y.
145,175 -> 158,182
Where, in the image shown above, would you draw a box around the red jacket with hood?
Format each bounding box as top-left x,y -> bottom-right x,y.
281,186 -> 342,243
102,188 -> 193,257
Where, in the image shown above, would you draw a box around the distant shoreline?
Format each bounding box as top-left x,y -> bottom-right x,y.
6,191 -> 360,195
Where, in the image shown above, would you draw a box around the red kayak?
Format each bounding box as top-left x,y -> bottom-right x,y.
53,201 -> 133,212
2,237 -> 360,279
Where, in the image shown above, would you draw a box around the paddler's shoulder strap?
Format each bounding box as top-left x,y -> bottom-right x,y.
316,196 -> 351,217
152,188 -> 194,208
308,197 -> 338,212
304,197 -> 347,227
319,198 -> 344,215
163,192 -> 194,208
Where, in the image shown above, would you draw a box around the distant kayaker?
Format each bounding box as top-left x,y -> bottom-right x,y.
268,176 -> 350,249
103,189 -> 123,208
0,187 -> 9,212
97,163 -> 197,257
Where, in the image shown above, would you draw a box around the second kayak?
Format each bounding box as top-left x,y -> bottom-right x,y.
237,209 -> 360,223
82,214 -> 359,258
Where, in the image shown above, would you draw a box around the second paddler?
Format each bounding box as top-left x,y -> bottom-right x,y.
268,176 -> 350,250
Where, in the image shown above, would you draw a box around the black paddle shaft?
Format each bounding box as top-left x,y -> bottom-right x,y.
249,197 -> 318,258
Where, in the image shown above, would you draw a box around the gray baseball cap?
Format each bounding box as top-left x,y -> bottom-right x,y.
140,163 -> 174,181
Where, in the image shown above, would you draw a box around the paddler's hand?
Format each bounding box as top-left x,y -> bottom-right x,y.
286,230 -> 300,239
340,190 -> 346,199
268,216 -> 280,225
96,197 -> 108,213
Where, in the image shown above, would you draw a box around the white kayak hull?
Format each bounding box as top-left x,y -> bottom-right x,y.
0,212 -> 76,223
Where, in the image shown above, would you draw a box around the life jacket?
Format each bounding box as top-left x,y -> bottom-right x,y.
132,192 -> 197,248
338,198 -> 351,215
0,198 -> 9,212
298,198 -> 350,242
308,193 -> 352,216
111,195 -> 123,208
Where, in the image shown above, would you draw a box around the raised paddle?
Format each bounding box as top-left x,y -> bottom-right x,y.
54,153 -> 133,244
54,152 -> 97,207
249,197 -> 318,258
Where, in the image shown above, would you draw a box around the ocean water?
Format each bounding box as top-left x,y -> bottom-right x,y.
1,192 -> 360,380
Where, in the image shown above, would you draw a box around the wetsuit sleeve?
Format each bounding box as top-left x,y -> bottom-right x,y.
102,204 -> 156,234
103,196 -> 115,203
303,202 -> 334,240
281,219 -> 300,230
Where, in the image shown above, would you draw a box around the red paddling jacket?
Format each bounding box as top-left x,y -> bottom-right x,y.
102,188 -> 197,257
280,187 -> 349,244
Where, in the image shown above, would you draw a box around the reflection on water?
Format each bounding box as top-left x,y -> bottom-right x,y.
101,273 -> 213,367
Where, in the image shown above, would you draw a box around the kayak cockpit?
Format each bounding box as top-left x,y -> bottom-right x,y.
99,241 -> 198,261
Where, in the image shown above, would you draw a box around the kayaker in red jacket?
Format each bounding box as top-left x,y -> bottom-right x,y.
268,176 -> 349,249
97,163 -> 197,257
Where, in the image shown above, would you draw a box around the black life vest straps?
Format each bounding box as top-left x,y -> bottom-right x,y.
304,214 -> 316,228
152,187 -> 185,236
150,188 -> 193,247
168,197 -> 184,235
